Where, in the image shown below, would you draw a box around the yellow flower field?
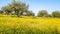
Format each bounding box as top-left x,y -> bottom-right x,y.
0,15 -> 60,34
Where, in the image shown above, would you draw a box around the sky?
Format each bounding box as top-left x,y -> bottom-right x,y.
0,0 -> 60,15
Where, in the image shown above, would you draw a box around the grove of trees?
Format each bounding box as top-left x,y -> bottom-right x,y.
37,10 -> 60,18
0,0 -> 60,18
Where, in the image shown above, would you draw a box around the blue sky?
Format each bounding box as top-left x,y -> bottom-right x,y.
0,0 -> 60,15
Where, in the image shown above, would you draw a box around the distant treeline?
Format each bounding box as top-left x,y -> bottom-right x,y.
0,1 -> 60,18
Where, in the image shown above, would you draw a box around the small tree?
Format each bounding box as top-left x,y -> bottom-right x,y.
52,11 -> 60,18
37,10 -> 48,17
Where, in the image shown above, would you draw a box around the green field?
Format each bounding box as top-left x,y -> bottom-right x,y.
0,15 -> 60,34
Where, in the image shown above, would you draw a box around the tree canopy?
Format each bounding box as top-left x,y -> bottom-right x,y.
37,10 -> 48,17
52,11 -> 60,18
1,1 -> 29,17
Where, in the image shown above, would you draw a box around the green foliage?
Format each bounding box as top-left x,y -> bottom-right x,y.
52,11 -> 60,18
1,1 -> 29,17
37,10 -> 48,17
0,10 -> 3,14
26,11 -> 35,16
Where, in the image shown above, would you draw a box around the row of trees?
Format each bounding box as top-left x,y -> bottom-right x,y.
37,10 -> 60,18
0,1 -> 60,18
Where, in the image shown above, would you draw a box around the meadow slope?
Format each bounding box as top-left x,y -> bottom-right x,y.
0,15 -> 60,34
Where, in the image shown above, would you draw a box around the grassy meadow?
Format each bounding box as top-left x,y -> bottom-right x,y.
0,15 -> 60,34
